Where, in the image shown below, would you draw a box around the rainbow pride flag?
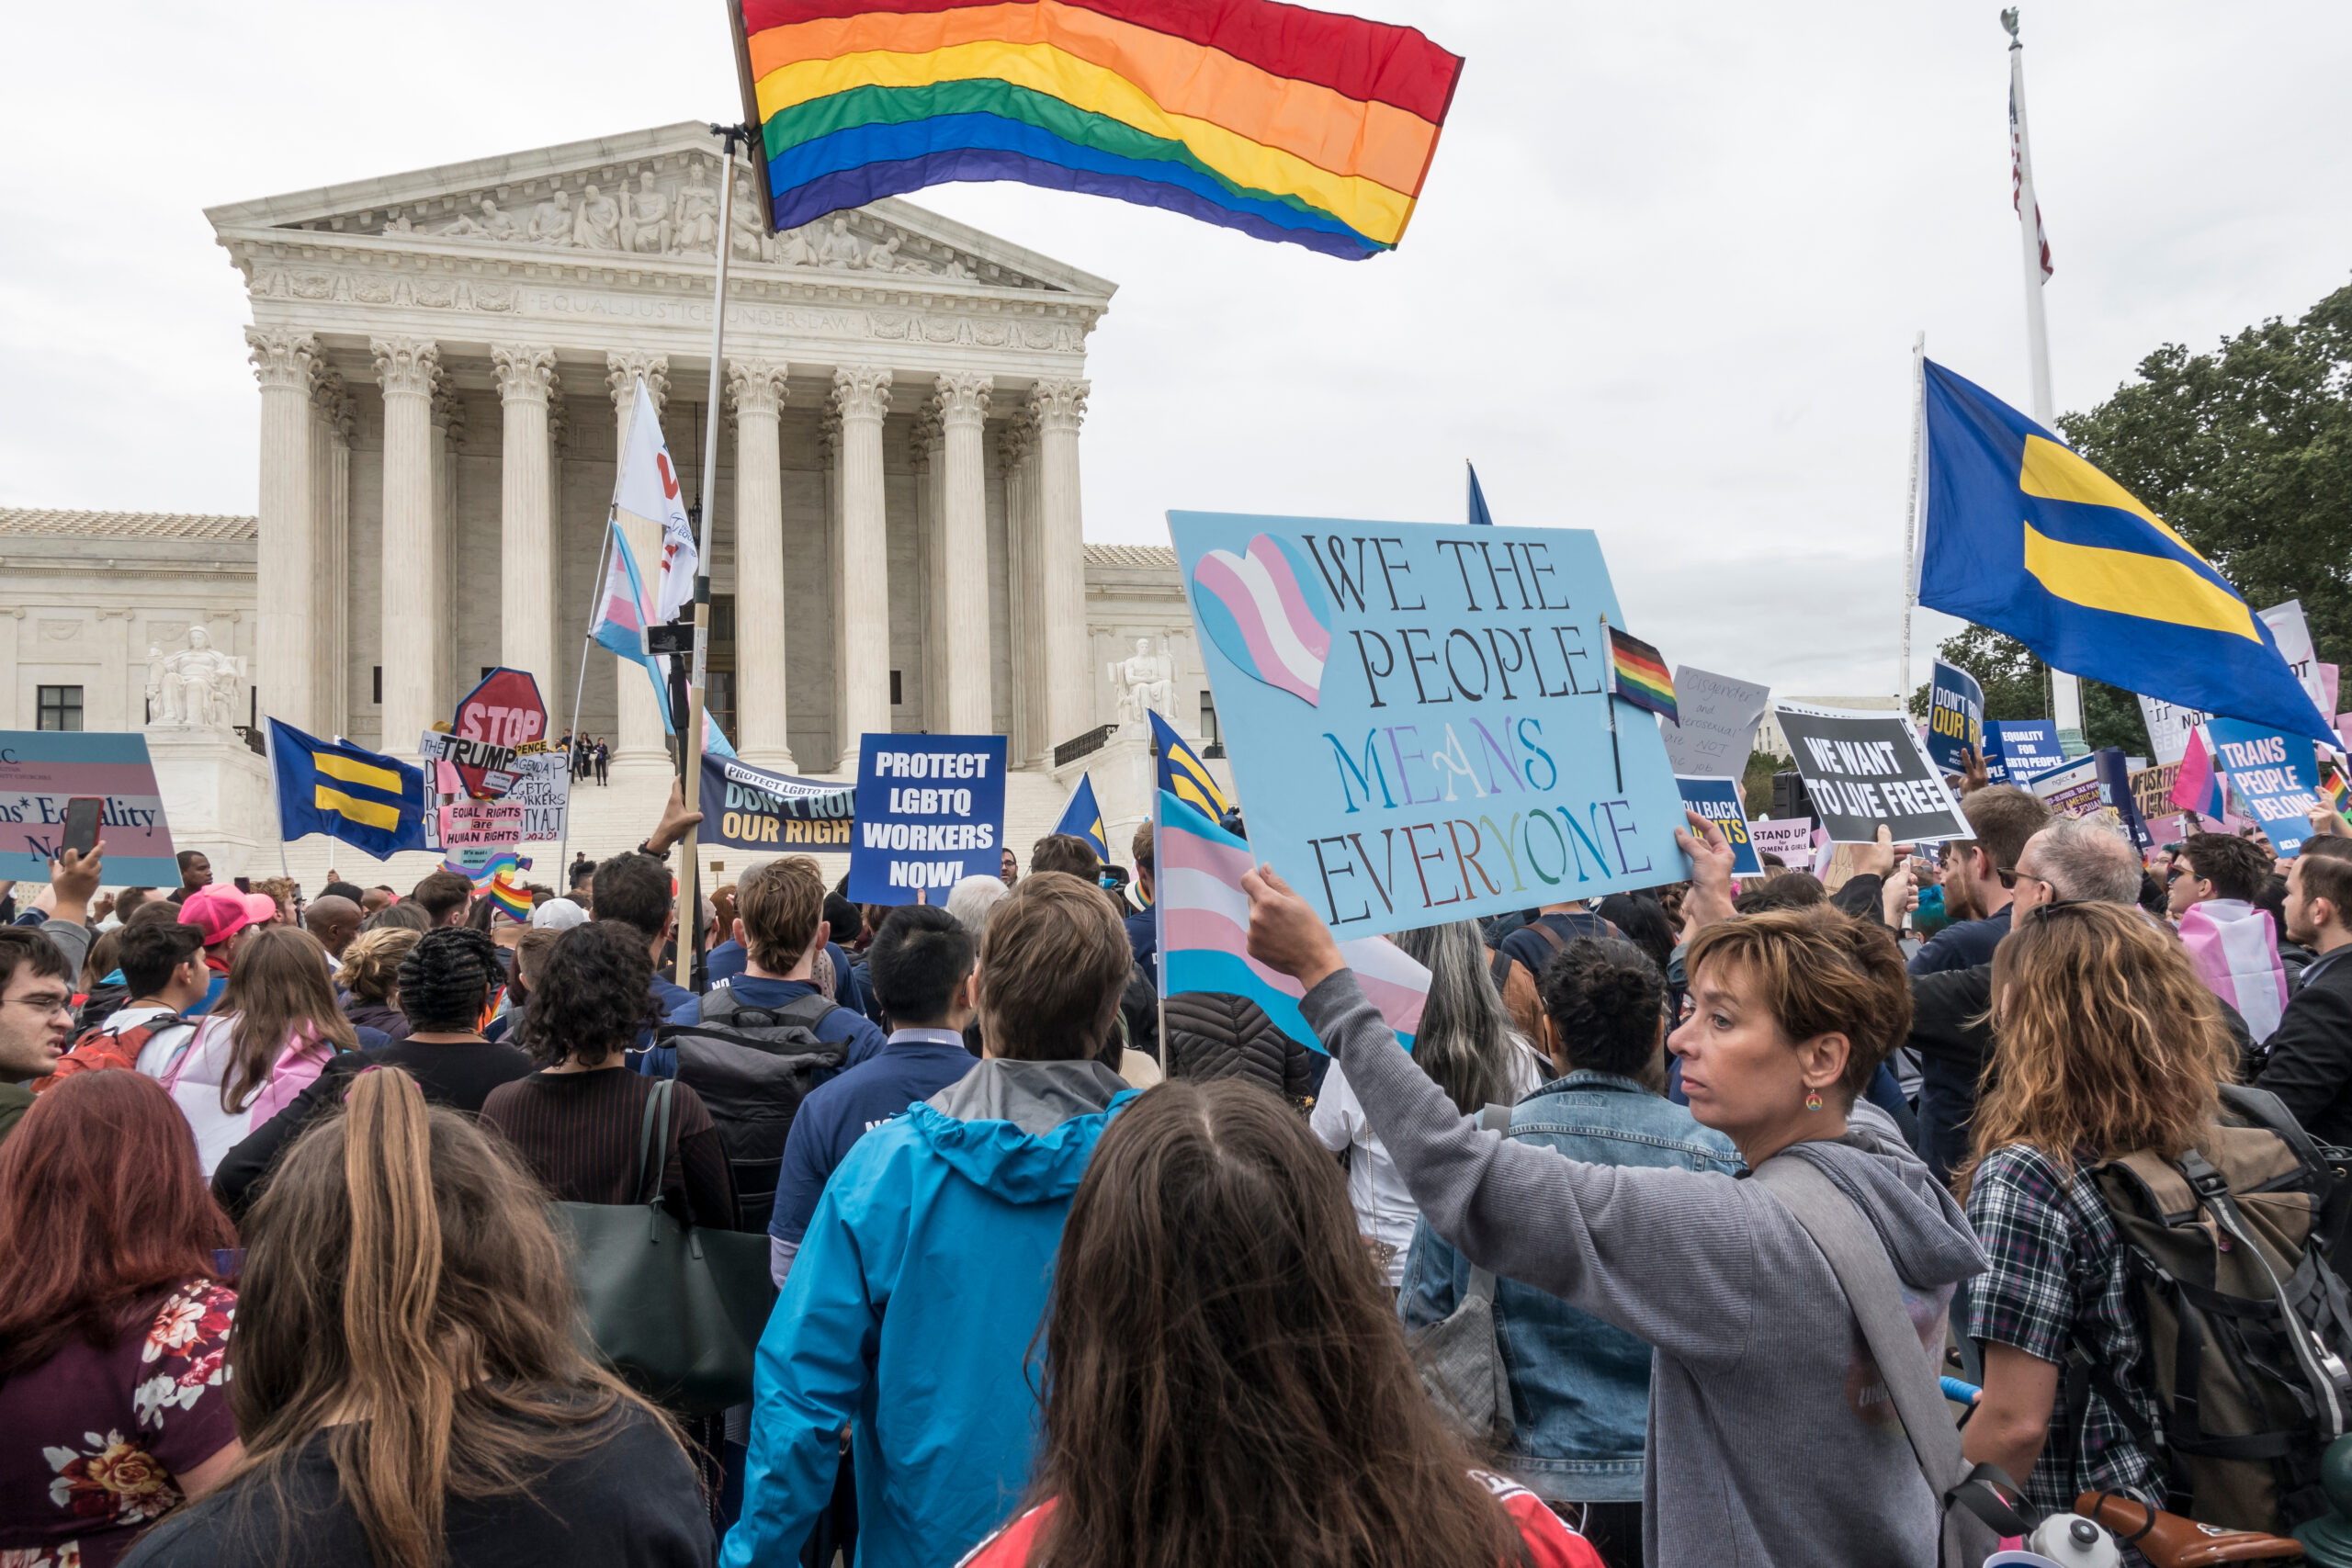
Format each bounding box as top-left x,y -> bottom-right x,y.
1603,626 -> 1678,725
484,872 -> 534,920
732,0 -> 1464,259
2322,765 -> 2348,818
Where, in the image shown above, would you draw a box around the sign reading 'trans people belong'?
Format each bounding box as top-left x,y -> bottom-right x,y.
848,733 -> 1007,903
1168,513 -> 1689,938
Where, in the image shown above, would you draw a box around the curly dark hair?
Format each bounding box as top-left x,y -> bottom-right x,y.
1537,937 -> 1667,1080
1733,873 -> 1826,915
396,927 -> 504,1034
514,921 -> 660,1068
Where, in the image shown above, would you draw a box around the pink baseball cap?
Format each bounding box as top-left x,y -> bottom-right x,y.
178,885 -> 280,947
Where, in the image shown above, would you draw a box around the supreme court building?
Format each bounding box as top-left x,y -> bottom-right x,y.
0,123 -> 1230,876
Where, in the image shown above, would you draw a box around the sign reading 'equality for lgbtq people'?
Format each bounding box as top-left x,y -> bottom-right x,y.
1168,513 -> 1690,936
0,731 -> 177,883
848,734 -> 1007,903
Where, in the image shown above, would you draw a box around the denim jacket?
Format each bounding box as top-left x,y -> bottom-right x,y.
1396,1070 -> 1742,1503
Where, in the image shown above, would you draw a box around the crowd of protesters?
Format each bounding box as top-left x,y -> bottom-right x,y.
2,756 -> 2351,1568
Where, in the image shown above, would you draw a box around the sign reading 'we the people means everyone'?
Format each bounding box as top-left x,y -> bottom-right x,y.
848,733 -> 1007,903
1168,513 -> 1690,937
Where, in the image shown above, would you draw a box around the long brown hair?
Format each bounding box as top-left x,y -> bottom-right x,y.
1024,1080 -> 1529,1568
1957,902 -> 2235,1201
215,1067 -> 673,1568
213,925 -> 358,1112
0,1072 -> 234,1375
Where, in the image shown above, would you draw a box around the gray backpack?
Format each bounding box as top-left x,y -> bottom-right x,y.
1411,1104 -> 1516,1446
657,986 -> 845,1234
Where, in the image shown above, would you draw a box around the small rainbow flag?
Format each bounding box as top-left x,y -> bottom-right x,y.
485,872 -> 534,920
448,851 -> 530,889
2323,766 -> 2349,818
1603,626 -> 1678,725
732,0 -> 1464,260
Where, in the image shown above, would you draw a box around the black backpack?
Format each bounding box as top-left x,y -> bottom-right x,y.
2076,1084 -> 2352,1534
658,987 -> 846,1234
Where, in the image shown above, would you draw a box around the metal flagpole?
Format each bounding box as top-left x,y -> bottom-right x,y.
672,122 -> 749,987
557,521 -> 614,879
1897,331 -> 1926,712
260,718 -> 294,880
2004,9 -> 2086,750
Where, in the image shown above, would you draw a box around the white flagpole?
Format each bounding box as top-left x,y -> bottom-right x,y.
673,124 -> 747,986
558,521 -> 615,878
1898,331 -> 1926,713
2005,9 -> 2086,750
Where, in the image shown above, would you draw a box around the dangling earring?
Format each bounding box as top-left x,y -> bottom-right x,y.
1804,1090 -> 1825,1111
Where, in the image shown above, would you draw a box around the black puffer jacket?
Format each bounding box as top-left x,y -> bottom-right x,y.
1163,991 -> 1313,1108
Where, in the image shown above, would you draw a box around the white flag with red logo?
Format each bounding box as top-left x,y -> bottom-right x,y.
612,377 -> 697,623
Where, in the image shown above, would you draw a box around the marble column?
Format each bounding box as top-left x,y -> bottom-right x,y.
727,358 -> 793,769
909,407 -> 944,731
830,366 -> 892,770
605,353 -> 672,777
309,366 -> 353,739
247,327 -> 318,734
1032,378 -> 1091,753
999,413 -> 1043,767
429,377 -> 464,722
935,373 -> 994,735
492,345 -> 560,694
370,336 -> 440,760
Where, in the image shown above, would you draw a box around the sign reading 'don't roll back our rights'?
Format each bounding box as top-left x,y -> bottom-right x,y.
1772,702 -> 1971,844
1168,513 -> 1690,937
700,752 -> 856,854
848,733 -> 1007,904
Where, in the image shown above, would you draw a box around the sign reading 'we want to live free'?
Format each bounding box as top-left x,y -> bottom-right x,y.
1169,513 -> 1690,939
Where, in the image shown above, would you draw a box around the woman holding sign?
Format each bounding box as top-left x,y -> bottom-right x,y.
1244,814 -> 1990,1568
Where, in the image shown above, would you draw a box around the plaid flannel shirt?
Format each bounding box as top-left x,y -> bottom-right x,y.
1965,1143 -> 2165,1517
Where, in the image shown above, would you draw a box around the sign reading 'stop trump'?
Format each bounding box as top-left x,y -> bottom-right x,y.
1168,513 -> 1689,937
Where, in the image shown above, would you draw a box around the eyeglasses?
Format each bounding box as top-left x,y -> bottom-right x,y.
1994,867 -> 2051,893
4,993 -> 74,1019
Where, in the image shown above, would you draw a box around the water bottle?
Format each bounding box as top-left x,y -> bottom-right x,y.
2026,1513 -> 2122,1568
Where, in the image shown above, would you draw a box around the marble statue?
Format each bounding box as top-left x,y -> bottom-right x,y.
775,222 -> 820,267
620,174 -> 671,254
573,184 -> 621,250
672,168 -> 719,254
939,253 -> 975,280
815,217 -> 865,269
1111,637 -> 1174,728
863,234 -> 903,271
729,181 -> 774,261
442,196 -> 521,242
145,627 -> 244,730
526,190 -> 573,245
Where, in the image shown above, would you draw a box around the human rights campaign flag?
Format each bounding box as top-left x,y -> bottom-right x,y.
1053,772 -> 1111,862
1149,710 -> 1230,822
1917,361 -> 2334,742
268,719 -> 429,858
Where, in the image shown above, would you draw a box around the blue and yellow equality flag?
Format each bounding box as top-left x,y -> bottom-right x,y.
1918,361 -> 2335,742
1148,710 -> 1231,823
1052,772 -> 1112,862
267,718 -> 430,859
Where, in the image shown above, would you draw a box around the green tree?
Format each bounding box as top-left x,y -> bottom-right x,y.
1740,746 -> 1782,819
2056,277 -> 2352,667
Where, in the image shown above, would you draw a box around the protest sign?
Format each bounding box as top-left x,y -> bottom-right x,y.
1660,666 -> 1770,776
2136,696 -> 2213,769
439,799 -> 526,849
2095,749 -> 2154,849
0,730 -> 177,883
2207,718 -> 2323,856
1771,703 -> 1970,843
1749,818 -> 1814,867
1989,719 -> 2064,784
2258,600 -> 2330,718
442,668 -> 546,800
506,752 -> 570,841
1676,776 -> 1761,875
1924,660 -> 1985,773
1169,513 -> 1690,936
2028,754 -> 2108,819
848,734 -> 1007,902
700,753 -> 857,853
2130,763 -> 2181,830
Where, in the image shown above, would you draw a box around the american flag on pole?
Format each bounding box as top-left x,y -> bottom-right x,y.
2010,85 -> 2052,281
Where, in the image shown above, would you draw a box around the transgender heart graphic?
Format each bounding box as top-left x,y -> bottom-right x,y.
1190,533 -> 1333,706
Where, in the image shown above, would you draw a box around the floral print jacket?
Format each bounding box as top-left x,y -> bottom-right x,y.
0,1280 -> 236,1568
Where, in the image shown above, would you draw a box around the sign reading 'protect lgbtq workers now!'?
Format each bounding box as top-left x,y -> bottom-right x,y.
848,733 -> 1007,903
1170,513 -> 1689,938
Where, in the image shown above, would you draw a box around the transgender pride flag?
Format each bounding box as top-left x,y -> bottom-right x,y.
1156,789 -> 1429,1053
590,520 -> 673,728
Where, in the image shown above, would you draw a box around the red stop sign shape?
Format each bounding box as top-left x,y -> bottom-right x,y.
449,668 -> 548,800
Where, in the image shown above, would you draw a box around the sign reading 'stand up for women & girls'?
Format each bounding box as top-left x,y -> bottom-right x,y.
1169,513 -> 1690,938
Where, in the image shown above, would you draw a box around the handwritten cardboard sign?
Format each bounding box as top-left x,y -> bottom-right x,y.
1169,513 -> 1690,936
1660,666 -> 1770,777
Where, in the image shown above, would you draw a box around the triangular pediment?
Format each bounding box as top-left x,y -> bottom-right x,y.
205,122 -> 1113,300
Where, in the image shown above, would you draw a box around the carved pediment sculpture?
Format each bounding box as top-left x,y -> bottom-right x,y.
144,627 -> 246,731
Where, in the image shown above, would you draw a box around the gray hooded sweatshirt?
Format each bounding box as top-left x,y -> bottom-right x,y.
1300,970 -> 1986,1568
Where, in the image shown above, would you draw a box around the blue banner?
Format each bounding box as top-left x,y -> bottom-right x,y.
1676,775 -> 1762,875
698,753 -> 855,853
1925,660 -> 1985,773
1169,512 -> 1690,936
1989,718 -> 2064,784
2206,719 -> 2323,856
848,733 -> 1008,903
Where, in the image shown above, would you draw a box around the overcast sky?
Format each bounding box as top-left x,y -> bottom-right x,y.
4,2 -> 2346,699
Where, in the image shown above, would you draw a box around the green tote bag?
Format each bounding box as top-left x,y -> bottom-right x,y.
551,1078 -> 778,1416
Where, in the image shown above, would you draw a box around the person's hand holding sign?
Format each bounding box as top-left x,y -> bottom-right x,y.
1675,809 -> 1739,933
1242,863 -> 1345,994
